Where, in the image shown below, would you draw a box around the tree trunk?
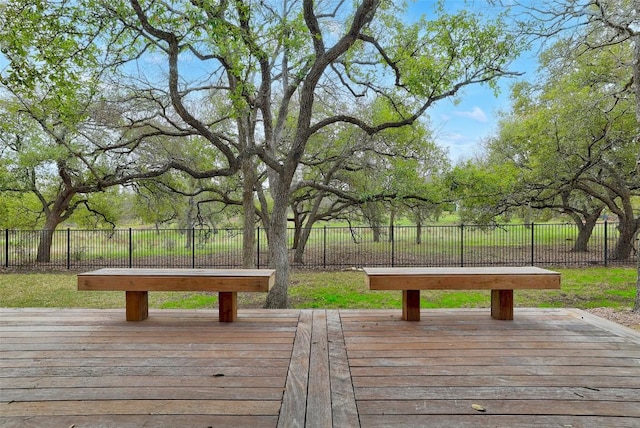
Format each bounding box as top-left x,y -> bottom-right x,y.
293,192 -> 325,264
264,183 -> 290,309
372,225 -> 382,242
36,192 -> 74,263
363,202 -> 383,242
416,219 -> 422,245
291,209 -> 302,252
388,208 -> 395,243
36,227 -> 56,263
523,206 -> 533,226
570,210 -> 602,252
611,218 -> 639,260
183,197 -> 195,249
293,221 -> 308,264
292,213 -> 311,265
184,227 -> 193,250
242,159 -> 256,268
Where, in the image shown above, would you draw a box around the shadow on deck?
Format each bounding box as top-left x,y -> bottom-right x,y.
1,308 -> 639,427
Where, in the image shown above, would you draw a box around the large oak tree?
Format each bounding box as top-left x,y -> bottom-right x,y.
2,0 -> 523,307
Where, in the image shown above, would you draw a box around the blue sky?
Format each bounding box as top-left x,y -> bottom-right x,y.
427,52 -> 538,164
406,1 -> 540,163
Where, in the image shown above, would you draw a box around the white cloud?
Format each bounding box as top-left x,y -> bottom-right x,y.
441,132 -> 467,144
454,106 -> 488,123
436,130 -> 484,164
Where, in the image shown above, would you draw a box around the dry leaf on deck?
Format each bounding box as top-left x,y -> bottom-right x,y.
471,404 -> 486,412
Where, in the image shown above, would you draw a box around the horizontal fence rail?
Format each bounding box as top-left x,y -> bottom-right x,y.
1,222 -> 637,270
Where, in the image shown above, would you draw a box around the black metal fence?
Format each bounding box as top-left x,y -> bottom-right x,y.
1,222 -> 637,270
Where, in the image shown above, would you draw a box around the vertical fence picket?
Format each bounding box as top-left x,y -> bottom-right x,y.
460,224 -> 464,267
256,226 -> 261,268
391,225 -> 395,267
67,228 -> 71,270
530,223 -> 535,266
191,228 -> 195,268
323,226 -> 327,269
604,221 -> 608,267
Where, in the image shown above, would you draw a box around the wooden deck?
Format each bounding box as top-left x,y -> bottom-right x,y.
1,308 -> 639,427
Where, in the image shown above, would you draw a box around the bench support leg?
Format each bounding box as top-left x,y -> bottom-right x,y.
219,291 -> 237,322
126,291 -> 148,321
491,290 -> 513,320
403,290 -> 421,321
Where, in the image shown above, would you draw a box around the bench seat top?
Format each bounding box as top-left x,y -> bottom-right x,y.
78,268 -> 276,293
364,266 -> 560,291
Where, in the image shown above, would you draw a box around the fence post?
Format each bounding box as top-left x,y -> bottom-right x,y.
4,229 -> 8,268
391,225 -> 395,267
67,228 -> 71,270
256,226 -> 260,268
604,221 -> 608,267
530,222 -> 535,266
129,228 -> 133,268
323,226 -> 327,269
192,228 -> 195,268
460,224 -> 464,267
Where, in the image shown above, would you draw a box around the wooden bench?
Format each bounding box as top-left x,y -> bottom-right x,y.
364,266 -> 560,321
77,268 -> 275,322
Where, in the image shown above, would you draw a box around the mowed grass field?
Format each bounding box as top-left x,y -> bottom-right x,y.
0,267 -> 636,311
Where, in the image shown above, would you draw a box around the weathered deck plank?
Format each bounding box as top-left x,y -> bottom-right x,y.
306,310 -> 332,427
358,415 -> 640,428
0,415 -> 279,428
278,309 -> 312,427
327,310 -> 360,428
1,308 -> 639,427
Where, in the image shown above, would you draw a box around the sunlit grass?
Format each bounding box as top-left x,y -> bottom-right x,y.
0,267 -> 636,310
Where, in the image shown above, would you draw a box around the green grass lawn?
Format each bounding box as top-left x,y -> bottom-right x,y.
0,267 -> 636,311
